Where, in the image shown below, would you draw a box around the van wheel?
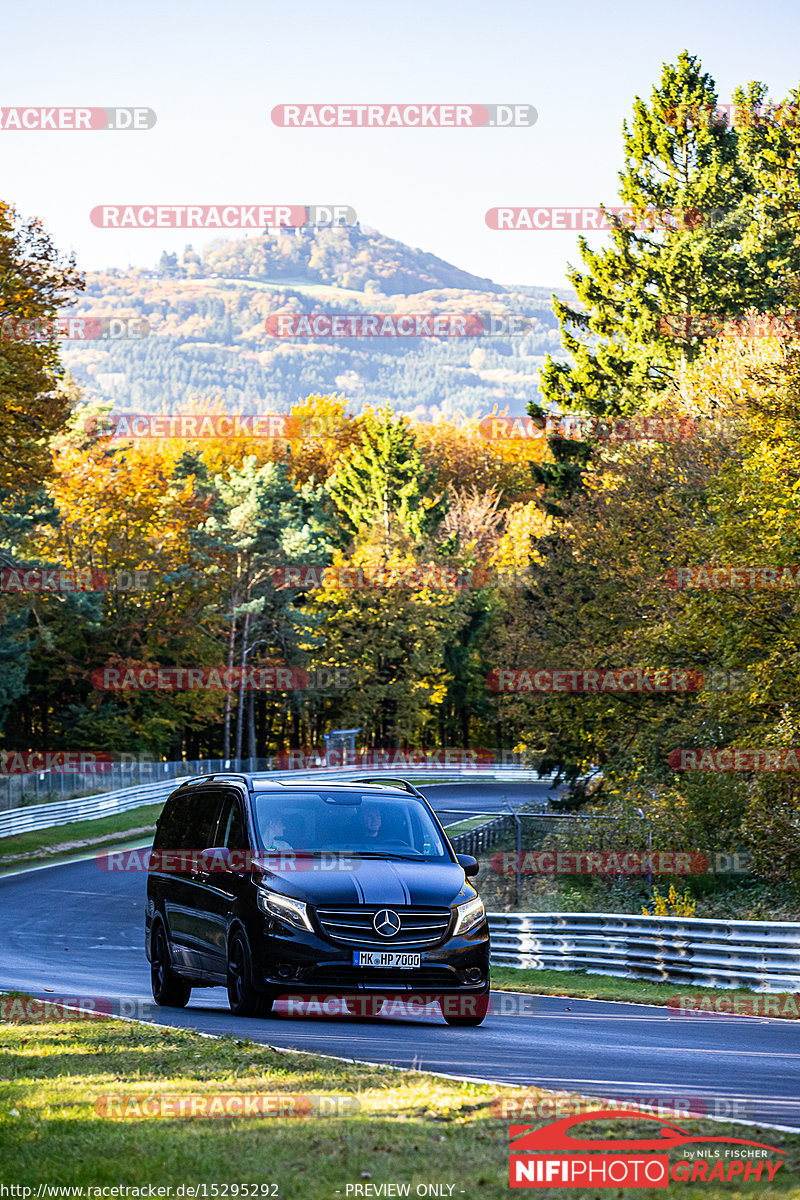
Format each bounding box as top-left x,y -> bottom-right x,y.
441,994 -> 488,1026
442,1011 -> 486,1027
227,932 -> 273,1018
150,924 -> 191,1008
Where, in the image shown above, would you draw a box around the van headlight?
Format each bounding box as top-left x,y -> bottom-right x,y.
257,888 -> 314,932
452,896 -> 485,937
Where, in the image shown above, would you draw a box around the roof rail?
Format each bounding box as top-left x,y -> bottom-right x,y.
176,772 -> 254,789
347,775 -> 426,799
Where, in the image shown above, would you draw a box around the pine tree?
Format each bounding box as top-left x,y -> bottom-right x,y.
329,407 -> 444,542
731,82 -> 800,309
201,457 -> 336,757
538,51 -> 775,420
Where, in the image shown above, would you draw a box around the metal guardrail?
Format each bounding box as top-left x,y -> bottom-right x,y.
487,911 -> 800,992
0,763 -> 558,839
0,778 -> 185,838
448,814 -> 517,856
0,754 -> 558,811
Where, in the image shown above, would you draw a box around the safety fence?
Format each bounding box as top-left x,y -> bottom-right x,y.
487,911 -> 800,992
0,764 -> 557,838
448,814 -> 519,856
0,754 -> 556,812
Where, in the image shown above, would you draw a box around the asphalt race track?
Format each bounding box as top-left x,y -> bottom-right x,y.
413,779 -> 554,822
1,781 -> 799,1131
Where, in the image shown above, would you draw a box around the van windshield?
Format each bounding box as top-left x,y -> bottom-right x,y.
252,790 -> 451,861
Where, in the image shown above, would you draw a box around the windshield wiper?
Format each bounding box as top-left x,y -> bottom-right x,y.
350,850 -> 427,861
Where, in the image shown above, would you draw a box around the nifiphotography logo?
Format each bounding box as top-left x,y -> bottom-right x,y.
508,1109 -> 785,1188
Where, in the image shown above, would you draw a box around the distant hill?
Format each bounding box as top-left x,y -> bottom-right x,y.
62,225 -> 571,420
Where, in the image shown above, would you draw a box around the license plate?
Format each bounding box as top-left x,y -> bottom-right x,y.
353,950 -> 421,968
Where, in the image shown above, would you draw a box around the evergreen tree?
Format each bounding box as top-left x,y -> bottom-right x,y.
329,407 -> 444,541
201,458 -> 337,757
731,82 -> 800,309
538,51 -> 780,421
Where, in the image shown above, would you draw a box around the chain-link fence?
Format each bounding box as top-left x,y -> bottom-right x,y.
445,809 -> 754,915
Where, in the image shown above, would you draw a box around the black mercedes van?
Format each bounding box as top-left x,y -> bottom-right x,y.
145,774 -> 490,1025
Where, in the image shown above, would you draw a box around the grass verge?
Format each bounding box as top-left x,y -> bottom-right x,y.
0,803 -> 162,873
491,967 -> 800,1016
1,1005 -> 798,1197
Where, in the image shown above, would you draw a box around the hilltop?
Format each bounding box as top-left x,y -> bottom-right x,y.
62,224 -> 570,420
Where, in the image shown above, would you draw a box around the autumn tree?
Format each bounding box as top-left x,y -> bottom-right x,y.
303,533 -> 470,747
0,202 -> 84,491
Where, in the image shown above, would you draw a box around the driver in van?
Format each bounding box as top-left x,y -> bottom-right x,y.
362,805 -> 382,839
263,815 -> 292,850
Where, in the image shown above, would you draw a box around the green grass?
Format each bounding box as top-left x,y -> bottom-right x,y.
491,967 -> 800,1016
0,803 -> 163,872
443,816 -> 492,837
1,1006 -> 798,1197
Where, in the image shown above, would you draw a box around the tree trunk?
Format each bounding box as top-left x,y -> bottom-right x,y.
223,582 -> 238,760
235,607 -> 251,762
247,687 -> 256,761
276,705 -> 288,751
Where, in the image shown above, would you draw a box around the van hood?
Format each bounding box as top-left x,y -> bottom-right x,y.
252,854 -> 473,907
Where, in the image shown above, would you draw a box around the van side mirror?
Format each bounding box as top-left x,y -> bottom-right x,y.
199,846 -> 232,872
456,853 -> 479,877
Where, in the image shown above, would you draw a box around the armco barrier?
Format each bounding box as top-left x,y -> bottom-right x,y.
0,778 -> 184,838
0,763 -> 558,839
0,754 -> 556,811
448,814 -> 517,855
488,911 -> 800,992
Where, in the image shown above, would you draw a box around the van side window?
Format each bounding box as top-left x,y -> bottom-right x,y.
216,793 -> 247,850
154,790 -> 223,851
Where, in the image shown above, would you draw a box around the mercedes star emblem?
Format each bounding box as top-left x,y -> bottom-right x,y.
373,908 -> 401,938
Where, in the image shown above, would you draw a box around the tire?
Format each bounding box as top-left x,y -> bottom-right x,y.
150,923 -> 191,1008
441,993 -> 489,1027
227,931 -> 273,1018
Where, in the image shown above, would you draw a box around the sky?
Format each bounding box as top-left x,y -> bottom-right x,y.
3,0 -> 800,290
